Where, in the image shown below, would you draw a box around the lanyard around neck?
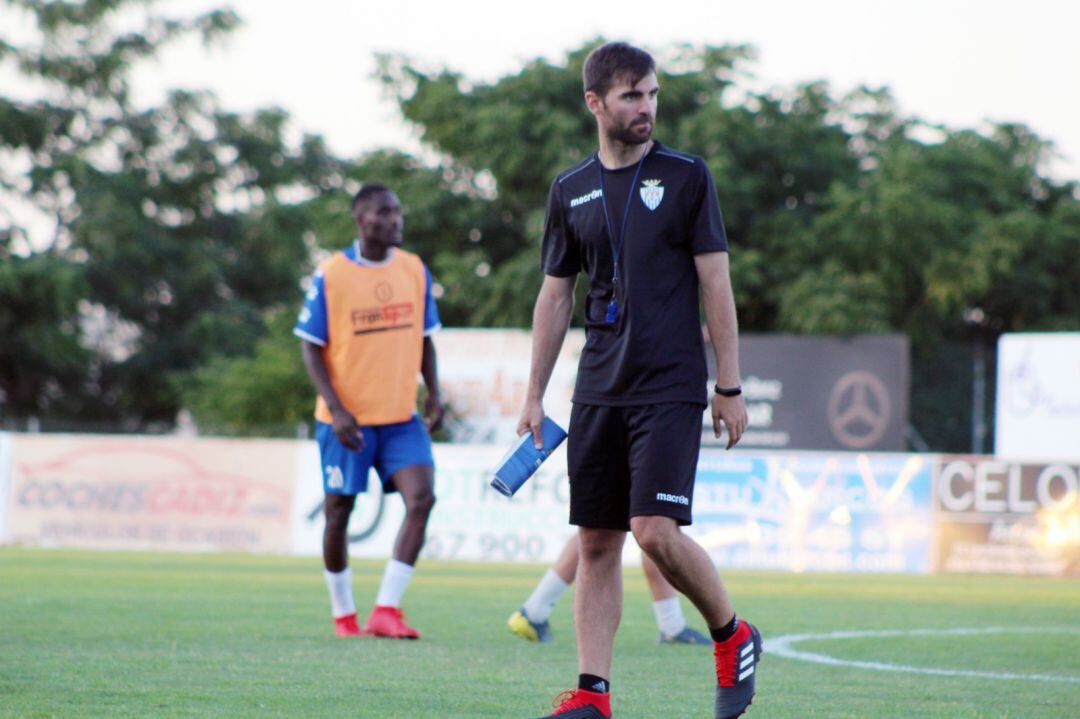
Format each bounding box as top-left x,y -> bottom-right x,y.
597,146 -> 648,294
596,146 -> 643,323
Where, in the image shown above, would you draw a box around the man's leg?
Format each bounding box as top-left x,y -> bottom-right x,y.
315,419 -> 375,636
631,515 -> 731,627
365,463 -> 434,639
624,405 -> 731,625
509,534 -> 577,642
552,533 -> 581,582
534,403 -> 626,718
323,493 -> 363,636
642,551 -> 710,645
624,402 -> 760,718
632,515 -> 761,719
323,493 -> 356,573
388,463 -> 436,564
575,527 -> 626,682
641,552 -> 674,601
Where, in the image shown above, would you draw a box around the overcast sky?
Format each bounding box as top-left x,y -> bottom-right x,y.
119,0 -> 1080,181
2,0 -> 1077,182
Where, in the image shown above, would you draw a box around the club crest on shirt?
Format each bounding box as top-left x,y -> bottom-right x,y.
640,179 -> 664,211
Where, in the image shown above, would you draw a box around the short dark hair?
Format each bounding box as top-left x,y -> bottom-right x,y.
350,183 -> 391,211
583,42 -> 656,98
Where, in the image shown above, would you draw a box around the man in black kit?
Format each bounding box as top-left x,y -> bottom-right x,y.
517,42 -> 762,719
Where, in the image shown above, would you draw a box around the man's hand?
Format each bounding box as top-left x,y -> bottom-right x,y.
330,406 -> 364,451
711,394 -> 748,450
423,393 -> 445,433
517,398 -> 546,450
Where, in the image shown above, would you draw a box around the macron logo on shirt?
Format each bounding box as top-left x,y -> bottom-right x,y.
570,188 -> 603,208
656,492 -> 690,506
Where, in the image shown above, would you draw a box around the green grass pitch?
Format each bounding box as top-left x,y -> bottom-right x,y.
1,548 -> 1077,718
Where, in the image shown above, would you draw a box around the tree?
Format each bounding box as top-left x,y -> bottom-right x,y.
178,147 -> 504,434
377,43 -> 864,330
179,308 -> 310,436
9,21 -> 1077,450
0,0 -> 341,429
0,242 -> 90,419
378,40 -> 1080,451
799,117 -> 1078,448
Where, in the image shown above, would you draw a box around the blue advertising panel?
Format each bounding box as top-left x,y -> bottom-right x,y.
689,450 -> 934,574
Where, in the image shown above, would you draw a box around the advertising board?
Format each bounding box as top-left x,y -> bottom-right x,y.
935,455 -> 1079,576
689,449 -> 933,573
6,435 -> 296,553
995,333 -> 1080,461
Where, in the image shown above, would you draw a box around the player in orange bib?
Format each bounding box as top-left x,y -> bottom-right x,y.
294,183 -> 443,639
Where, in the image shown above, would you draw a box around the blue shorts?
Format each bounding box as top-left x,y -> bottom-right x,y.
316,415 -> 434,496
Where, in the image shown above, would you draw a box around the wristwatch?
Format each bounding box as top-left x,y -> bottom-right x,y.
714,384 -> 742,397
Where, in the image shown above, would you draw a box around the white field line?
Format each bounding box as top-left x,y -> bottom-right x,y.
763,627 -> 1080,684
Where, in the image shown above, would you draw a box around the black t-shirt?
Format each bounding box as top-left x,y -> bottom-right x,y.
542,141 -> 728,407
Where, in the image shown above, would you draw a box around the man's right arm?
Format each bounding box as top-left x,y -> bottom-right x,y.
517,274 -> 577,448
300,340 -> 364,451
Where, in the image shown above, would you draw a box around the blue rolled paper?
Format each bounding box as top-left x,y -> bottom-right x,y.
490,416 -> 568,497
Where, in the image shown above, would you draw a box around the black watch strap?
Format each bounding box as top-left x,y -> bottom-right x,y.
714,384 -> 742,397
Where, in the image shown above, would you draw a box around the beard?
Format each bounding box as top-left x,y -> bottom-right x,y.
606,116 -> 653,146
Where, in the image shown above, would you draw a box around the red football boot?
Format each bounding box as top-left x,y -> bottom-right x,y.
364,605 -> 420,639
332,612 -> 365,638
533,688 -> 612,718
713,620 -> 762,718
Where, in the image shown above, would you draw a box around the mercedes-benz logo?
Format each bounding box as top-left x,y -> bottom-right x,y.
827,371 -> 892,449
375,282 -> 394,303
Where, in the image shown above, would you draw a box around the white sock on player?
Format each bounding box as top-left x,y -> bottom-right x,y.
375,559 -> 414,608
653,596 -> 687,637
324,567 -> 356,618
522,568 -> 571,622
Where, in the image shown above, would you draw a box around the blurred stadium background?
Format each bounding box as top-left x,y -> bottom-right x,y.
1,2 -> 1078,717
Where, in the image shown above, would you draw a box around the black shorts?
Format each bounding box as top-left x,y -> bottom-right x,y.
567,402 -> 703,530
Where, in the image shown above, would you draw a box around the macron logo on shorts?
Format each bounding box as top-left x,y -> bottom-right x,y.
656,492 -> 689,506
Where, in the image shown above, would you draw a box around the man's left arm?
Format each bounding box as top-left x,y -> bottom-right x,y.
695,251 -> 748,449
420,264 -> 444,431
420,336 -> 443,432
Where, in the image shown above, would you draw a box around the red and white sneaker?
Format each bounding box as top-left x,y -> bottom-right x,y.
364,605 -> 421,639
713,620 -> 762,719
532,688 -> 612,718
332,612 -> 365,638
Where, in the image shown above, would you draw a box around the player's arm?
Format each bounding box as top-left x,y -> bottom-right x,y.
419,264 -> 444,432
300,340 -> 364,451
517,274 -> 577,448
695,251 -> 748,449
420,336 -> 444,432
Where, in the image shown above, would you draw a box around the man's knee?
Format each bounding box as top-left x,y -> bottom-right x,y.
324,495 -> 355,531
630,516 -> 679,560
404,486 -> 436,519
579,528 -> 625,563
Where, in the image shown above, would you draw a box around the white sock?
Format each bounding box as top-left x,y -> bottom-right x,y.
653,596 -> 687,637
324,567 -> 356,619
375,559 -> 414,608
522,569 -> 571,622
